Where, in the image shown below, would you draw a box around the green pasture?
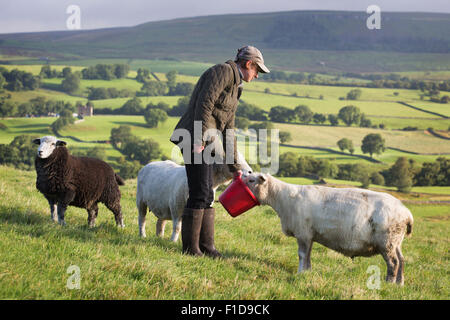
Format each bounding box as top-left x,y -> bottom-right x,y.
1,115 -> 448,168
91,96 -> 183,110
274,122 -> 450,155
0,165 -> 448,299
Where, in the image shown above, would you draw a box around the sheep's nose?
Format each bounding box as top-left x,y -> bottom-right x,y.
38,151 -> 43,156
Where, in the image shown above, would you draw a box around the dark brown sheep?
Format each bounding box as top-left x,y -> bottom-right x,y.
33,136 -> 125,227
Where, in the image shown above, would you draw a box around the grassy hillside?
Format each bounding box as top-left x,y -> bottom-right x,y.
0,165 -> 448,299
2,11 -> 450,72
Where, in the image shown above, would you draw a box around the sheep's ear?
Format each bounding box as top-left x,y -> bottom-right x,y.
56,140 -> 67,147
32,138 -> 41,145
258,174 -> 267,183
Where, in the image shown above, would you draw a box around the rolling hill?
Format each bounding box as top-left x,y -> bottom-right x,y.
1,11 -> 450,72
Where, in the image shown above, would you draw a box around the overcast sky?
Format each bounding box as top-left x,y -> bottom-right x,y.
1,0 -> 450,34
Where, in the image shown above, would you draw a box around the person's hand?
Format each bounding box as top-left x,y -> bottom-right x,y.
193,144 -> 204,154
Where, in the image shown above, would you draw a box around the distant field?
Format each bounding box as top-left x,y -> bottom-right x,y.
274,122 -> 450,154
1,116 -> 448,169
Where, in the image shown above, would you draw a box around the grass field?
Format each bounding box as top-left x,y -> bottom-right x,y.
0,165 -> 448,299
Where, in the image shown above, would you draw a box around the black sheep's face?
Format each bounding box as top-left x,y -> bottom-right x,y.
33,136 -> 67,159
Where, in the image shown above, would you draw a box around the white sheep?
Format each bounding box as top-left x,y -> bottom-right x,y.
244,173 -> 414,285
136,150 -> 252,241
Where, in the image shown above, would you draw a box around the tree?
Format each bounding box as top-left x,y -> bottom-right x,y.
144,108 -> 168,128
138,81 -> 167,96
40,65 -> 52,78
113,64 -> 130,79
346,89 -> 362,100
110,125 -> 134,150
388,157 -> 413,192
166,70 -> 177,89
337,138 -> 354,153
278,152 -> 298,177
279,131 -> 292,144
0,100 -> 16,118
328,114 -> 339,126
235,116 -> 250,130
62,67 -> 72,78
361,133 -> 385,158
313,113 -> 326,124
294,105 -> 313,124
61,72 -> 80,94
359,113 -> 372,128
168,96 -> 190,116
120,97 -> 143,115
0,73 -> 5,92
122,138 -> 162,165
136,68 -> 151,83
269,106 -> 295,123
168,82 -> 194,96
236,101 -> 267,121
338,105 -> 361,126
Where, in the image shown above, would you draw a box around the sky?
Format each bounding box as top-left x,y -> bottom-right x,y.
1,0 -> 449,34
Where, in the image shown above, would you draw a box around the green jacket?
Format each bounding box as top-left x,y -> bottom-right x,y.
170,60 -> 242,172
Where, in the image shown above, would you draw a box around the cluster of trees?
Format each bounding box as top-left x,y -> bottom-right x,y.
277,151 -> 449,192
110,125 -> 162,178
262,71 -> 317,84
0,135 -> 37,170
0,67 -> 40,91
382,157 -> 450,192
87,87 -> 133,100
337,134 -> 385,158
50,109 -> 75,134
39,65 -> 72,79
265,104 -> 377,128
136,69 -> 194,97
61,69 -> 81,94
81,64 -> 130,80
0,96 -> 77,118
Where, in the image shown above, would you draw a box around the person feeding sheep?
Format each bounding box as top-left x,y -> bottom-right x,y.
170,46 -> 270,258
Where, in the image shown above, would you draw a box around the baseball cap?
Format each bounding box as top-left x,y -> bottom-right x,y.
236,45 -> 270,73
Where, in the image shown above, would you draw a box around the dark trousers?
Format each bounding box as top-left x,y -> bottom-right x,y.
183,150 -> 214,209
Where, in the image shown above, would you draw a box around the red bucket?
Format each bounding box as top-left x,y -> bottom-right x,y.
219,173 -> 260,217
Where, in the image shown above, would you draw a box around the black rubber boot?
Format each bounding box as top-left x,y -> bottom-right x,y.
181,208 -> 204,256
200,207 -> 222,259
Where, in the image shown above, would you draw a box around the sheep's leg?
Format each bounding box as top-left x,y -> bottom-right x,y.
57,189 -> 75,226
381,250 -> 399,283
57,204 -> 67,226
156,219 -> 166,238
87,204 -> 98,228
296,238 -> 313,273
170,217 -> 182,242
138,202 -> 148,238
47,198 -> 58,223
106,201 -> 124,228
395,246 -> 405,286
305,241 -> 314,270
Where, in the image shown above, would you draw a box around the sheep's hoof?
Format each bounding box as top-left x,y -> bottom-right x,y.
58,220 -> 66,227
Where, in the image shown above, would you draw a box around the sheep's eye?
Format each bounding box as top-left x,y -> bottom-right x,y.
249,179 -> 255,183
51,143 -> 56,146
